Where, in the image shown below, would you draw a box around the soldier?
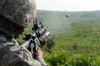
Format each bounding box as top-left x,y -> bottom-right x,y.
0,0 -> 47,66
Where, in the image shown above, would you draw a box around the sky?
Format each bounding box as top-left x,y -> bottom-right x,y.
36,0 -> 100,11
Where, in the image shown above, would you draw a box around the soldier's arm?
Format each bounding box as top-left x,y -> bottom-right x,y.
35,47 -> 47,66
17,47 -> 47,66
7,39 -> 47,66
8,46 -> 47,66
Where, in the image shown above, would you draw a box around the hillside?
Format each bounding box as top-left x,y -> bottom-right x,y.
37,10 -> 100,33
18,10 -> 100,66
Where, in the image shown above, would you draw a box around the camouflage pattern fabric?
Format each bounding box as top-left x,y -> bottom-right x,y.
0,0 -> 36,28
0,34 -> 47,66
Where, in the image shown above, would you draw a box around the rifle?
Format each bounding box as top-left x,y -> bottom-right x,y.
21,19 -> 50,55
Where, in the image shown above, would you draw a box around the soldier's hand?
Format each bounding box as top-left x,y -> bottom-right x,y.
40,38 -> 47,48
35,47 -> 43,57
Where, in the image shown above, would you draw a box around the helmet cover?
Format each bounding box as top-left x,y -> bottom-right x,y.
0,0 -> 36,28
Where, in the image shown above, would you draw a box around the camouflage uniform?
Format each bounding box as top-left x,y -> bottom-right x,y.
0,0 -> 47,66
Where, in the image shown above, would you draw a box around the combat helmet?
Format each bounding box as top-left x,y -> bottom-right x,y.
0,0 -> 36,28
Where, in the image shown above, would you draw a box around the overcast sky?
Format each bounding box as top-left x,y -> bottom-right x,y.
36,0 -> 100,11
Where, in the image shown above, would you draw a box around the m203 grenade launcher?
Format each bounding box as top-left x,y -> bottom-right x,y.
21,19 -> 50,54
